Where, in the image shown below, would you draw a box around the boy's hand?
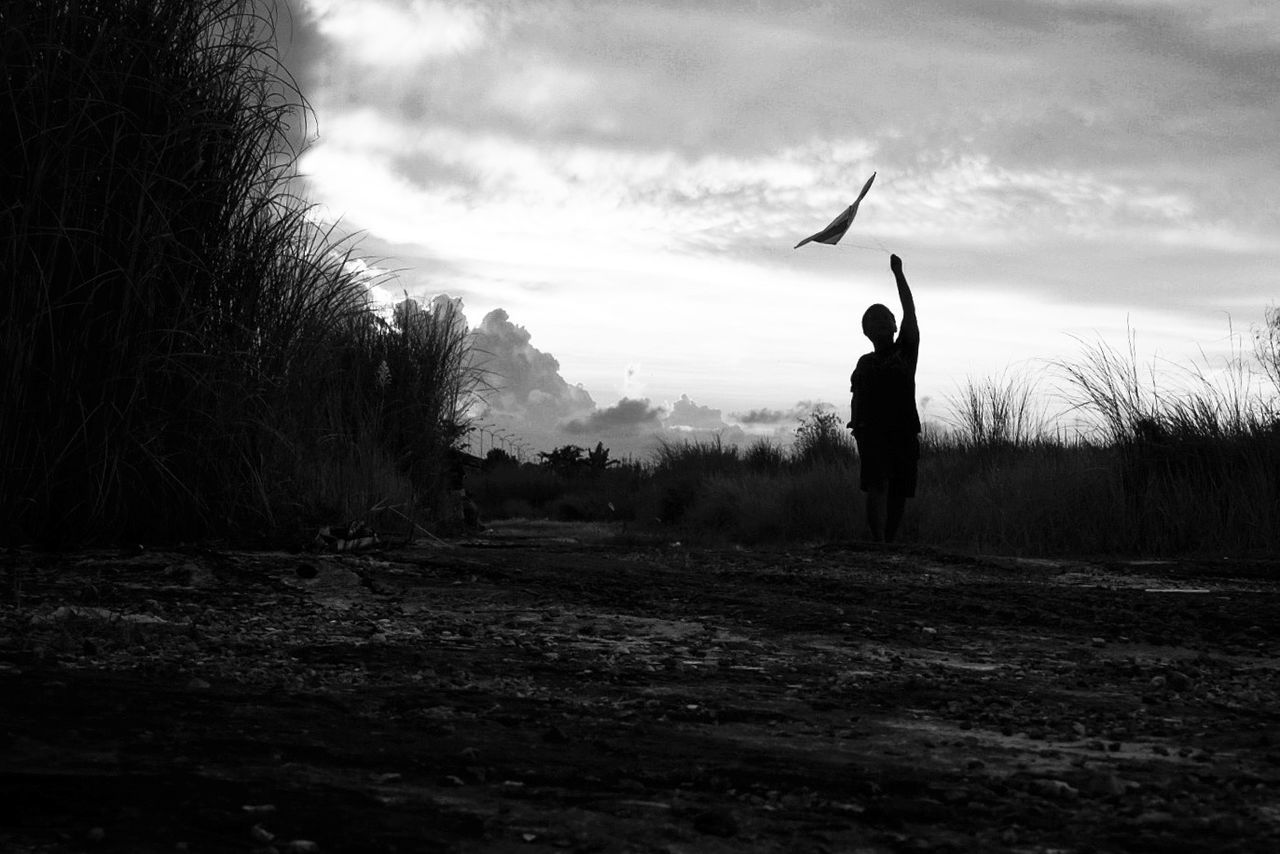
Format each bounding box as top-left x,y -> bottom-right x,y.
890,254 -> 903,275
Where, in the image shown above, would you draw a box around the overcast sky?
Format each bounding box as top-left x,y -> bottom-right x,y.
279,0 -> 1279,451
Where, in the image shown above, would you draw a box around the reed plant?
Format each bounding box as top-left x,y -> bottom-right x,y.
2,1 -> 474,545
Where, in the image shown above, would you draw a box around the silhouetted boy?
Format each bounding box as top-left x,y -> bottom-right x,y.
848,253 -> 920,542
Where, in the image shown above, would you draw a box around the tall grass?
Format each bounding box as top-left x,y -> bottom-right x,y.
468,334 -> 1280,558
947,369 -> 1049,449
2,1 -> 474,545
1056,330 -> 1280,555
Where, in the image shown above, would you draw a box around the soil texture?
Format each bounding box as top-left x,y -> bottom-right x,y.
3,521 -> 1280,853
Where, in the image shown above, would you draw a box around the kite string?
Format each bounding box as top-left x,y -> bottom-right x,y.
841,238 -> 892,254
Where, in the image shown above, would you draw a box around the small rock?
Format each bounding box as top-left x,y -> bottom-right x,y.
186,677 -> 211,690
165,561 -> 216,587
1091,637 -> 1107,647
282,843 -> 319,854
250,825 -> 275,843
242,805 -> 277,816
1031,779 -> 1078,800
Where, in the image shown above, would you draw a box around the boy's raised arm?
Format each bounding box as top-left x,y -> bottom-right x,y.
891,254 -> 919,346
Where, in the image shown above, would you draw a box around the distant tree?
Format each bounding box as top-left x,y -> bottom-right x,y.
538,445 -> 586,475
585,441 -> 620,471
483,448 -> 517,471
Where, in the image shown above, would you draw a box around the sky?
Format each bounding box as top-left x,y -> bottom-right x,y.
278,0 -> 1280,456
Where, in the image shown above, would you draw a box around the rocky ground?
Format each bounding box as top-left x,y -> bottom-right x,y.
2,521 -> 1280,853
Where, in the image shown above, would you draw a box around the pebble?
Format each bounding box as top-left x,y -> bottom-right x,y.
1031,779 -> 1078,800
250,825 -> 275,843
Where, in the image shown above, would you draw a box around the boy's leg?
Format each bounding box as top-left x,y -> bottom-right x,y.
865,486 -> 886,542
855,432 -> 888,542
885,483 -> 907,542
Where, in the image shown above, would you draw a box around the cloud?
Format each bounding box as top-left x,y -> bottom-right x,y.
289,0 -> 1279,271
282,0 -> 1280,430
731,400 -> 835,426
467,308 -> 595,429
300,0 -> 489,65
563,397 -> 665,436
664,394 -> 727,430
732,407 -> 789,426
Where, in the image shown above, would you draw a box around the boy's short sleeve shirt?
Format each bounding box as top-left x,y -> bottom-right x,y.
851,337 -> 921,434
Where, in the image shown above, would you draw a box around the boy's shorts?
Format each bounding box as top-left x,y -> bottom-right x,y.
855,431 -> 920,496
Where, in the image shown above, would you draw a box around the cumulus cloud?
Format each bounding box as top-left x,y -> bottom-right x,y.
563,397 -> 665,436
664,394 -> 728,430
467,308 -> 595,430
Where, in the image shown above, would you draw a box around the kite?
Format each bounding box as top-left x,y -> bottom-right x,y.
793,171 -> 876,249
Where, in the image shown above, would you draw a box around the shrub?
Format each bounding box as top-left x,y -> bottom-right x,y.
743,440 -> 786,473
792,410 -> 857,468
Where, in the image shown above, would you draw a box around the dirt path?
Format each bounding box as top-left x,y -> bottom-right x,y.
3,522 -> 1280,853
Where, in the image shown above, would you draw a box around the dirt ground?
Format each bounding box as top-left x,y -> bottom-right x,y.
3,521 -> 1280,853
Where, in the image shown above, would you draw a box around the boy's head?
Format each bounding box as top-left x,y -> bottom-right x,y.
862,303 -> 897,347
